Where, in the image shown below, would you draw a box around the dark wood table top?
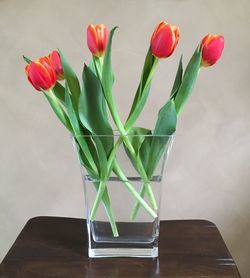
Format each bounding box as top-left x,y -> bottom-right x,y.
0,217 -> 241,277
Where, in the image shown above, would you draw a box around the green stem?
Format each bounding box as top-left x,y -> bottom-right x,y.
130,181 -> 157,220
48,86 -> 118,235
113,161 -> 157,219
130,184 -> 147,220
104,85 -> 158,210
90,180 -> 107,221
91,181 -> 118,237
100,187 -> 119,237
92,56 -> 158,220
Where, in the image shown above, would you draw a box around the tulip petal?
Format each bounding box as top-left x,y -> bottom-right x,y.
150,21 -> 179,58
49,50 -> 64,80
201,34 -> 224,67
87,24 -> 109,57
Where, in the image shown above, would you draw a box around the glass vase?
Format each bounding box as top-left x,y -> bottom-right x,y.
73,133 -> 174,258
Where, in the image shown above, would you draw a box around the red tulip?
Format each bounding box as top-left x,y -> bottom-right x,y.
25,56 -> 56,91
150,21 -> 180,58
201,34 -> 224,67
49,50 -> 64,80
87,24 -> 109,57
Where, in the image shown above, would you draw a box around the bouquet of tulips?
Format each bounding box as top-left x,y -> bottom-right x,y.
24,22 -> 224,236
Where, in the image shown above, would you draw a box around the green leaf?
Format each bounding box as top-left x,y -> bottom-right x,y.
124,127 -> 151,173
129,49 -> 154,112
52,82 -> 65,105
92,136 -> 108,179
42,90 -> 72,132
79,64 -> 113,155
89,58 -> 97,75
125,49 -> 157,130
145,99 -> 177,178
58,49 -> 81,112
170,55 -> 183,99
102,27 -> 117,101
23,55 -> 32,64
65,82 -> 99,175
174,45 -> 202,114
75,141 -> 99,179
138,130 -> 153,170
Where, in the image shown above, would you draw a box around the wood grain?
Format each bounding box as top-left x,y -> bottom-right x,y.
0,217 -> 241,277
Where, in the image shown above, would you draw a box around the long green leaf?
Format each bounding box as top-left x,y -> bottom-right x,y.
79,64 -> 113,155
42,90 -> 72,132
75,141 -> 99,179
102,27 -> 117,101
127,49 -> 154,117
65,82 -> 98,175
52,82 -> 65,104
125,50 -> 157,130
124,127 -> 151,172
58,49 -> 81,112
145,99 -> 176,178
93,136 -> 108,180
170,55 -> 183,99
174,45 -> 201,114
138,130 -> 152,171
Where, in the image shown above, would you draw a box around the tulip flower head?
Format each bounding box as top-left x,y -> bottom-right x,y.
87,24 -> 109,57
49,50 -> 64,80
201,34 -> 224,67
25,56 -> 57,91
151,21 -> 180,59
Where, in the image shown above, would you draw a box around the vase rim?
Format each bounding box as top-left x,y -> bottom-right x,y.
71,130 -> 175,138
73,134 -> 175,137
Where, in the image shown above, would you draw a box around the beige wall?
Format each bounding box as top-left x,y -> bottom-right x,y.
0,0 -> 249,276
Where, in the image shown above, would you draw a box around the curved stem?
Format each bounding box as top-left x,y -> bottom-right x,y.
104,85 -> 158,210
113,161 -> 157,219
92,181 -> 118,237
90,180 -> 107,221
130,185 -> 147,220
92,56 -> 158,220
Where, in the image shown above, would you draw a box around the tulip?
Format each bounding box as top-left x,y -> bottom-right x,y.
87,24 -> 109,57
201,34 -> 224,67
25,56 -> 56,91
150,21 -> 180,58
49,50 -> 64,80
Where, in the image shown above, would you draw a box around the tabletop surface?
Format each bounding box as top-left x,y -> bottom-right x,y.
0,217 -> 241,278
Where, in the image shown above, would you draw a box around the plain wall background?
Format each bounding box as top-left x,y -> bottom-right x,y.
0,0 -> 249,276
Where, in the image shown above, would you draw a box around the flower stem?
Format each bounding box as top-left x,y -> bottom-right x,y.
113,161 -> 157,219
93,56 -> 158,221
101,189 -> 119,237
92,181 -> 118,237
130,184 -> 147,220
107,94 -> 157,210
90,180 -> 107,221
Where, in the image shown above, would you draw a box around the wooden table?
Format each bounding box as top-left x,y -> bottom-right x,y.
0,217 -> 241,277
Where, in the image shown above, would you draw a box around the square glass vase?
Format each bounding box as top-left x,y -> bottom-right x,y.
73,133 -> 174,258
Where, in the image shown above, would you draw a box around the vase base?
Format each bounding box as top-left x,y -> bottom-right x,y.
88,247 -> 158,258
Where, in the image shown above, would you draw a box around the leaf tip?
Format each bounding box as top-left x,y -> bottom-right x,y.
23,55 -> 32,64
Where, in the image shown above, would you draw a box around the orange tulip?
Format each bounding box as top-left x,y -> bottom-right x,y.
150,21 -> 180,58
87,24 -> 109,57
49,50 -> 64,80
25,56 -> 56,91
201,34 -> 224,67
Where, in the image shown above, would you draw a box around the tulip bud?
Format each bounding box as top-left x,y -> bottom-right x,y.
25,56 -> 56,91
49,50 -> 64,80
150,21 -> 180,59
87,24 -> 109,57
201,34 -> 224,67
